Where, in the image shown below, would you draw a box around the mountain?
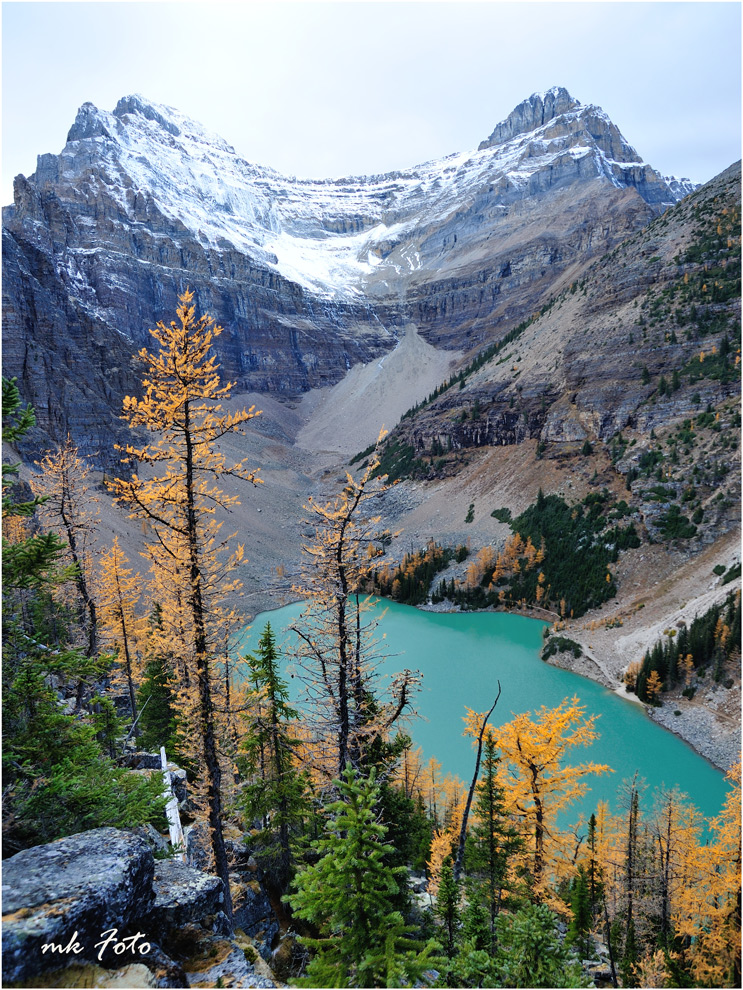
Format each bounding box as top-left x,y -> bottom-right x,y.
2,88 -> 739,776
2,87 -> 695,464
374,160 -> 740,529
380,163 -> 741,455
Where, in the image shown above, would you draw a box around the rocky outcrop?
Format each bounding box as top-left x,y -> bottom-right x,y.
479,86 -> 581,147
1,828 -> 279,989
2,828 -> 155,985
2,88 -> 692,465
388,162 -> 740,468
142,860 -> 226,935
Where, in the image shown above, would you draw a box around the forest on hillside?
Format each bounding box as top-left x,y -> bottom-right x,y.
2,293 -> 740,988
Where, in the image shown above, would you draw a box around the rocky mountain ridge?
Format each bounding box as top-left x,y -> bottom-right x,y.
375,161 -> 740,469
3,87 -> 695,464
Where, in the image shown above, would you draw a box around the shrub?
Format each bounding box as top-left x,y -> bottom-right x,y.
541,637 -> 584,661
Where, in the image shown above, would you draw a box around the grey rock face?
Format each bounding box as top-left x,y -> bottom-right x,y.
389,161 -> 740,491
2,90 -> 693,465
141,859 -> 224,934
1,826 -> 282,987
478,86 -> 582,147
1,828 -> 154,984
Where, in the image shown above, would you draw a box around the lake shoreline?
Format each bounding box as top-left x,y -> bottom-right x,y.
416,599 -> 736,775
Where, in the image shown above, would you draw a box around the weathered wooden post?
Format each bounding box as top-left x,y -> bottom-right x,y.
160,746 -> 185,861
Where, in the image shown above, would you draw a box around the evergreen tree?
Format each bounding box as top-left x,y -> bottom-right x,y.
377,774 -> 432,877
567,865 -> 593,959
437,857 -> 461,957
91,694 -> 126,759
621,915 -> 638,988
286,765 -> 441,987
2,377 -> 70,592
620,781 -> 642,988
462,890 -> 491,952
2,380 -> 165,852
586,812 -> 603,921
495,903 -> 587,988
467,733 -> 523,951
137,654 -> 178,754
239,622 -> 307,888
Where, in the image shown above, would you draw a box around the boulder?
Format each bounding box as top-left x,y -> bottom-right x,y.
140,860 -> 224,935
2,828 -> 154,984
232,877 -> 278,956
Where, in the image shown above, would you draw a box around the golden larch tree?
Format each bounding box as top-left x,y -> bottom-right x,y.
98,536 -> 145,725
673,761 -> 741,986
291,445 -> 419,780
490,696 -> 611,898
31,434 -> 100,657
109,288 -> 261,922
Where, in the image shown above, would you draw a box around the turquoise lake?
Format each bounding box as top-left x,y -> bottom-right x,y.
234,599 -> 730,823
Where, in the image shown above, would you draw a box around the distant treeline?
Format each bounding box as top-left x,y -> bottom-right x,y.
367,540 -> 468,606
633,589 -> 741,703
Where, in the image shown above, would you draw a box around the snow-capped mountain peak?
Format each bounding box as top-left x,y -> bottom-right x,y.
37,89 -> 696,303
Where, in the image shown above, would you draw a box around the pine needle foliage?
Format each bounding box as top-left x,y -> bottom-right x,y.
239,622 -> 308,889
109,288 -> 262,921
2,380 -> 165,853
287,765 -> 442,987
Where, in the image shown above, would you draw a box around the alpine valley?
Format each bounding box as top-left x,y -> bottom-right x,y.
2,87 -> 740,988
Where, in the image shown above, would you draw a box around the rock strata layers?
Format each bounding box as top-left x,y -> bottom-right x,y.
2,88 -> 692,465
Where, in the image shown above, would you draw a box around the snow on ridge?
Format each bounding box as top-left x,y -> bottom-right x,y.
529,84 -> 581,104
55,95 -> 686,299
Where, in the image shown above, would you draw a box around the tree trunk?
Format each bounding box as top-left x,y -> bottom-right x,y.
453,684 -> 501,883
184,399 -> 233,925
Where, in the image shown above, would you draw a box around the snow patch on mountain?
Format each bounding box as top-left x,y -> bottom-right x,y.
51,92 -> 695,302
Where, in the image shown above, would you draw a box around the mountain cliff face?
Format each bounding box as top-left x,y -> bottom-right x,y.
2,87 -> 694,464
375,161 -> 740,543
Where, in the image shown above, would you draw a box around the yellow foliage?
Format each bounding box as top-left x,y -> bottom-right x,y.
490,697 -> 612,896
98,536 -> 146,710
646,669 -> 663,701
108,290 -> 262,917
427,793 -> 465,895
2,513 -> 28,545
31,434 -> 100,654
623,660 -> 642,691
680,653 -> 695,687
673,762 -> 741,985
635,949 -> 674,987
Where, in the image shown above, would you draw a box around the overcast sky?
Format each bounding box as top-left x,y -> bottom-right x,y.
2,1 -> 741,206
